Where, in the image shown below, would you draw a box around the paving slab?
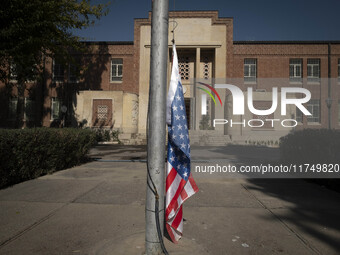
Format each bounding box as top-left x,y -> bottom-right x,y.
183,206 -> 314,255
75,179 -> 146,205
271,208 -> 340,255
0,179 -> 101,203
0,204 -> 145,255
0,201 -> 63,245
185,182 -> 262,208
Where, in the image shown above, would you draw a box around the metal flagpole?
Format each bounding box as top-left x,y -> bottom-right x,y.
145,0 -> 169,254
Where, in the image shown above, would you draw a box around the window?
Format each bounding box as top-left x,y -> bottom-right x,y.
252,101 -> 275,129
296,108 -> 303,123
338,100 -> 340,124
307,59 -> 320,83
8,98 -> 18,120
179,56 -> 190,81
9,62 -> 18,81
68,63 -> 79,83
51,97 -> 62,120
338,59 -> 340,82
24,98 -> 36,121
92,99 -> 112,126
111,59 -> 123,82
244,59 -> 257,83
289,59 -> 302,82
306,99 -> 320,123
53,59 -> 64,82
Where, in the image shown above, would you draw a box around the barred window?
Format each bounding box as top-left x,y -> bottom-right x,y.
289,59 -> 302,82
244,59 -> 257,83
306,99 -> 320,123
307,59 -> 320,82
179,57 -> 190,81
202,56 -> 211,80
111,59 -> 123,82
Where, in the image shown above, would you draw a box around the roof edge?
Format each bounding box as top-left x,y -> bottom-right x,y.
82,41 -> 134,45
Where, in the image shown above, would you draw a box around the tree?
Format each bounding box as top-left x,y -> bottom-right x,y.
0,0 -> 109,127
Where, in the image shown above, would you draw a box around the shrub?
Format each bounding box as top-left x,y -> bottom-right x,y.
279,129 -> 340,164
93,128 -> 121,143
0,128 -> 96,189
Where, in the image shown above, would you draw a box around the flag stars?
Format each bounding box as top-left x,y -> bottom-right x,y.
182,115 -> 186,120
170,156 -> 175,162
180,105 -> 184,110
172,105 -> 178,111
175,114 -> 180,120
172,134 -> 177,140
183,172 -> 188,177
179,133 -> 184,140
176,95 -> 181,101
177,124 -> 182,130
181,143 -> 186,149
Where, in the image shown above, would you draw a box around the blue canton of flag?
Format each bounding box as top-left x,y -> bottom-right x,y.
167,83 -> 190,181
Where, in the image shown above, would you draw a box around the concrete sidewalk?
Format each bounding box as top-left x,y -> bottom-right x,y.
0,145 -> 340,255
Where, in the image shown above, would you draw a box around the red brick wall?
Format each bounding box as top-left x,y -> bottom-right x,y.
232,42 -> 340,129
81,43 -> 136,94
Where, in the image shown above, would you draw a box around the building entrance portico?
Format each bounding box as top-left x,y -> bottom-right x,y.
136,11 -> 231,137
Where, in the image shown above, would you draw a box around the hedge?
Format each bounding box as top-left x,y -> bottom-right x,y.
0,128 -> 96,189
280,129 -> 340,164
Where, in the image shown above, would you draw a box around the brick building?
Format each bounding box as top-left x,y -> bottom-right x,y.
1,11 -> 340,144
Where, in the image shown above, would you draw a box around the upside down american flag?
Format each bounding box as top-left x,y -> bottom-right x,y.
165,43 -> 198,243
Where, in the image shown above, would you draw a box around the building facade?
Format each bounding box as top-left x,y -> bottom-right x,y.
1,11 -> 340,144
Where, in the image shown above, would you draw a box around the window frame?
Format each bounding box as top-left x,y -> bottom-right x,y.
8,98 -> 18,120
338,100 -> 340,124
244,58 -> 257,83
110,58 -> 123,82
296,107 -> 303,123
68,63 -> 79,83
53,59 -> 65,83
289,59 -> 302,83
338,59 -> 340,83
24,98 -> 36,122
9,62 -> 18,81
306,99 -> 321,124
307,59 -> 320,83
51,97 -> 62,121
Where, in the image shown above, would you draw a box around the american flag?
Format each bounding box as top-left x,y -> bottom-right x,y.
165,44 -> 198,243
